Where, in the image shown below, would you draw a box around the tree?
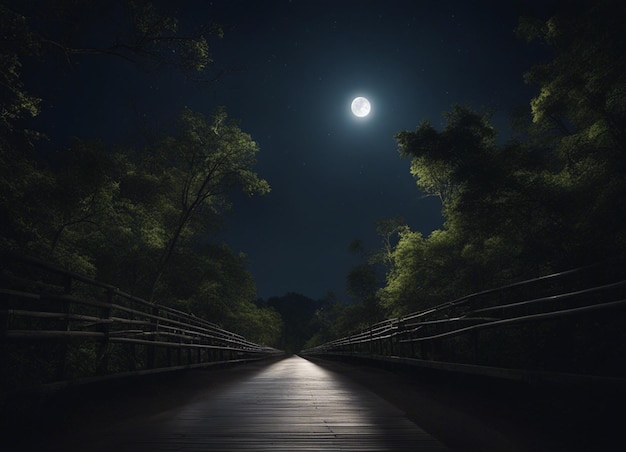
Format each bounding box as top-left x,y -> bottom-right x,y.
373,216 -> 409,270
303,292 -> 348,348
164,243 -> 281,346
346,264 -> 378,302
45,141 -> 118,252
377,225 -> 468,316
395,105 -> 498,212
517,3 -> 626,155
0,4 -> 45,253
1,0 -> 278,354
0,152 -> 53,253
3,0 -> 222,78
381,105 -> 545,314
378,3 -> 626,319
146,108 -> 270,300
0,3 -> 41,138
266,293 -> 324,353
344,239 -> 385,326
0,0 -> 226,261
517,2 -> 626,263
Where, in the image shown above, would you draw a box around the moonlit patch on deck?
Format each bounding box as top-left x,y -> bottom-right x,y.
97,356 -> 449,450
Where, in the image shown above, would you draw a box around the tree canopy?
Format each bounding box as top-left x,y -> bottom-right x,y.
376,1 -> 626,316
0,0 -> 279,345
302,1 -> 626,326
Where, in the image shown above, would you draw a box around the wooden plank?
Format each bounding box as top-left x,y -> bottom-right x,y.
64,355 -> 450,451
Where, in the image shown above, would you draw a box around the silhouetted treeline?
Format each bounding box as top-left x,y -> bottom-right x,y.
256,293 -> 324,353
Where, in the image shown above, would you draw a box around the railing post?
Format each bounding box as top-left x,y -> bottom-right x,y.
167,344 -> 173,367
421,341 -> 429,360
472,330 -> 480,364
55,274 -> 73,381
392,320 -> 400,357
2,252 -> 284,390
96,288 -> 114,376
432,339 -> 441,361
147,305 -> 159,369
63,274 -> 72,295
127,303 -> 137,372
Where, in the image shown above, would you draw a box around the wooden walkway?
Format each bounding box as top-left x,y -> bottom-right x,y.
58,356 -> 450,451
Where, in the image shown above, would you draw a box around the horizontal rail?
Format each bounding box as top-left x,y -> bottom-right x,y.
398,297 -> 626,343
1,251 -> 283,392
6,330 -> 105,339
302,261 -> 626,380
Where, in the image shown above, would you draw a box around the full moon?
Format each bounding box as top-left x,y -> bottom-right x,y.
351,97 -> 371,117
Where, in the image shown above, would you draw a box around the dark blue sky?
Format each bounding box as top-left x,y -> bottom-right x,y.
204,0 -> 557,300
29,0 -> 570,300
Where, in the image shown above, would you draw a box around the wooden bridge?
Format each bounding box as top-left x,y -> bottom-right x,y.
4,353 -> 624,451
2,252 -> 625,450
33,355 -> 451,451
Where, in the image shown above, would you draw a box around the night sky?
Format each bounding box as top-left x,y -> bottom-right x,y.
30,0 -> 571,301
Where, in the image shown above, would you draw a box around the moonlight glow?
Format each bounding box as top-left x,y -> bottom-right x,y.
351,97 -> 371,117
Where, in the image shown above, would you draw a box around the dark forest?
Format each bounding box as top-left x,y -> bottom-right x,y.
2,0 -> 625,355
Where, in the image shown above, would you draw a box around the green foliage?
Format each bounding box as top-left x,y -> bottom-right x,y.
4,0 -> 222,77
378,227 -> 466,316
0,0 -> 274,348
0,3 -> 42,152
346,264 -> 378,302
377,2 -> 626,318
1,126 -> 276,341
372,216 -> 408,269
265,293 -> 325,353
306,294 -> 388,345
303,294 -> 347,348
516,2 -> 626,262
396,105 -> 497,209
307,236 -> 397,344
125,0 -> 219,73
0,54 -> 40,130
143,107 -> 270,300
164,244 -> 281,346
0,148 -> 52,252
343,238 -> 386,328
518,4 -> 626,149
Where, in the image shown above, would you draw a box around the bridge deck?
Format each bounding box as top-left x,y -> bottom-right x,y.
50,356 -> 448,451
7,355 -> 622,451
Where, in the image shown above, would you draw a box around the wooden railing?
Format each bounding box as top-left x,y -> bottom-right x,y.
302,262 -> 626,384
0,252 -> 282,393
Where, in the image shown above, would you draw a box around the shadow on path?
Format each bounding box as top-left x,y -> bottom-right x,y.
6,355 -> 622,451
305,355 -> 625,452
11,356 -> 449,451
